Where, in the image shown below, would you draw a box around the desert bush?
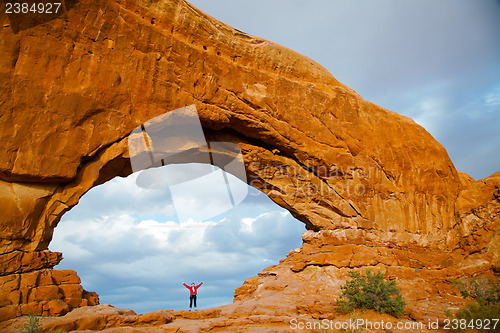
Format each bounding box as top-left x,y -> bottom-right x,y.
19,315 -> 40,333
17,314 -> 68,333
453,276 -> 500,305
447,276 -> 500,332
336,269 -> 405,317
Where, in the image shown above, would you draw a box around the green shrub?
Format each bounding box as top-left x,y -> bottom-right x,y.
452,301 -> 500,332
448,276 -> 500,332
336,269 -> 406,317
453,276 -> 500,305
17,314 -> 68,333
19,315 -> 40,333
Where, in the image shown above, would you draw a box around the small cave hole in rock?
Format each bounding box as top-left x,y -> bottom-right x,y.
49,163 -> 305,313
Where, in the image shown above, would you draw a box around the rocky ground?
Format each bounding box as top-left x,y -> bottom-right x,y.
0,230 -> 484,332
0,302 -> 463,333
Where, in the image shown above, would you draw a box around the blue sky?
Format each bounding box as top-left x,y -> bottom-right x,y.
50,0 -> 500,314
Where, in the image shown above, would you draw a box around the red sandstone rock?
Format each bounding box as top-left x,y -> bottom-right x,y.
0,269 -> 98,321
45,299 -> 70,317
1,0 -> 465,253
0,0 -> 498,329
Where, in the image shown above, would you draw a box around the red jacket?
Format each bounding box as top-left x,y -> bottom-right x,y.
183,282 -> 203,295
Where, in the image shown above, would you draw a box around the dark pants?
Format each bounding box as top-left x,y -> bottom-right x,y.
189,294 -> 197,308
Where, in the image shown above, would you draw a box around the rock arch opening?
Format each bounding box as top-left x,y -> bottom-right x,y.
49,162 -> 305,313
2,0 -> 496,325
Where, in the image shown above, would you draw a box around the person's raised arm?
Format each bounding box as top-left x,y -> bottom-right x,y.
196,282 -> 203,288
183,282 -> 189,288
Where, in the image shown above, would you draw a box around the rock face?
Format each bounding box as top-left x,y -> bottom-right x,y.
0,304 -> 173,332
0,0 -> 498,326
0,267 -> 99,321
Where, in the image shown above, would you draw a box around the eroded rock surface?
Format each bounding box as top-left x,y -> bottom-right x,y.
0,268 -> 98,321
0,0 -> 498,327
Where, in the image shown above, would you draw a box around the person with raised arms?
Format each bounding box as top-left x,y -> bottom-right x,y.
183,281 -> 203,310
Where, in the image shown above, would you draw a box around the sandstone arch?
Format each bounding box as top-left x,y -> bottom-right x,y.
1,0 -> 498,323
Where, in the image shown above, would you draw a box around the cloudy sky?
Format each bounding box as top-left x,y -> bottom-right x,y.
50,0 -> 499,314
187,0 -> 500,180
51,166 -> 305,313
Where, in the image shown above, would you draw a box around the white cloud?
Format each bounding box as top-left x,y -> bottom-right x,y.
484,85 -> 500,108
50,168 -> 305,313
